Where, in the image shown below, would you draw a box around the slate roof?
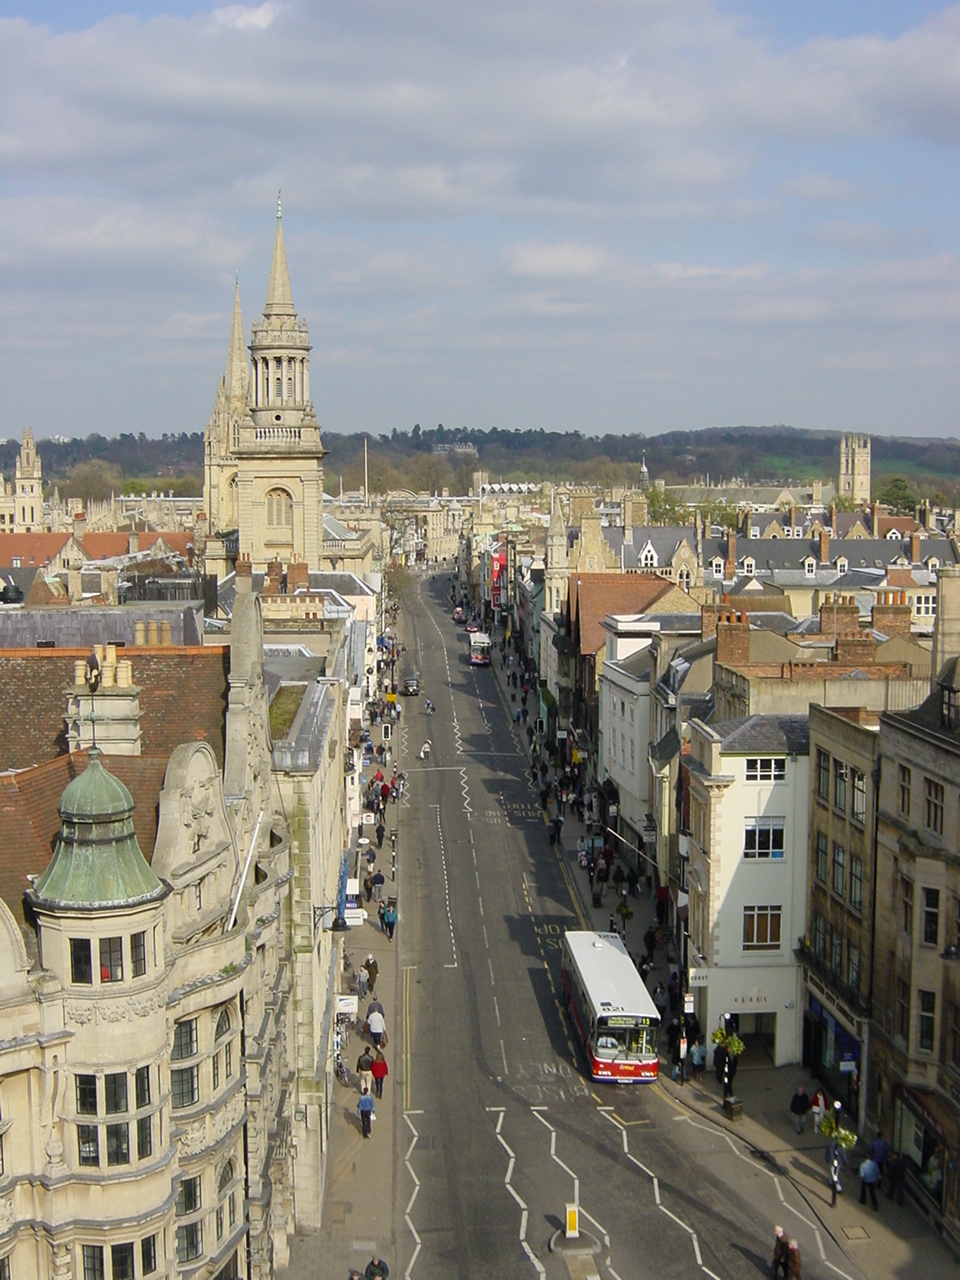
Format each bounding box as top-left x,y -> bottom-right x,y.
602,526 -> 697,569
713,714 -> 810,755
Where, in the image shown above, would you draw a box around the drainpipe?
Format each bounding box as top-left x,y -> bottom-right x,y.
867,754 -> 882,1127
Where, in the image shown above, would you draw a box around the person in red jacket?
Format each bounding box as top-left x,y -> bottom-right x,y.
371,1049 -> 389,1098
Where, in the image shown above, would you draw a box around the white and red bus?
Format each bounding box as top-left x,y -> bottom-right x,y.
560,931 -> 661,1082
469,632 -> 492,666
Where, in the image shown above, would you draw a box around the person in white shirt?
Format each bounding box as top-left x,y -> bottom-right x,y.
367,1008 -> 386,1048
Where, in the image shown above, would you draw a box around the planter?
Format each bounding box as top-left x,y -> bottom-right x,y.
723,1097 -> 743,1120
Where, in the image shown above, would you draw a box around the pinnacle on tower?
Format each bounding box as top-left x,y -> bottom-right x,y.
264,191 -> 295,318
224,277 -> 249,401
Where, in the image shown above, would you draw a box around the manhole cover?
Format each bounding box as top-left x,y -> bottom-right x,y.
841,1225 -> 870,1241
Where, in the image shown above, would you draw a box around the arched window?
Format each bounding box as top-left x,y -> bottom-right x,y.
678,566 -> 691,591
641,548 -> 656,569
218,1160 -> 234,1194
266,489 -> 293,531
215,1008 -> 231,1041
287,376 -> 293,398
275,377 -> 282,400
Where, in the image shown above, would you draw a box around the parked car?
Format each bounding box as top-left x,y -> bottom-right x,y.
465,622 -> 478,633
452,607 -> 466,623
402,677 -> 420,696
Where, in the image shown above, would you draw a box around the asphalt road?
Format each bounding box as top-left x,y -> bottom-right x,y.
392,573 -> 865,1280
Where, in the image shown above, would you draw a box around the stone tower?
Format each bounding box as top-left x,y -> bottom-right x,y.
204,198 -> 325,574
15,427 -> 42,532
838,434 -> 871,506
544,492 -> 569,614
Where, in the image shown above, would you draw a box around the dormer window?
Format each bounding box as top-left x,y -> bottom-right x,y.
836,558 -> 848,575
641,546 -> 656,569
749,526 -> 759,539
943,686 -> 960,729
928,558 -> 940,575
804,558 -> 817,578
712,558 -> 724,578
743,558 -> 755,576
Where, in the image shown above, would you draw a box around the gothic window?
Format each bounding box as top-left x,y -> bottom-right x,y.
287,376 -> 293,398
266,489 -> 293,531
678,566 -> 691,591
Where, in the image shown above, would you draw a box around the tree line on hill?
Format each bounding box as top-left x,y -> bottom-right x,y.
9,425 -> 960,509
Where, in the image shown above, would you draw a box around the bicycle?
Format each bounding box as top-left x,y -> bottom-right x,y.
334,1054 -> 349,1087
335,1012 -> 352,1050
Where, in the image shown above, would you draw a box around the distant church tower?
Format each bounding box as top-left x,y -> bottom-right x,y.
15,428 -> 42,532
204,198 -> 325,574
544,493 -> 569,614
838,434 -> 870,506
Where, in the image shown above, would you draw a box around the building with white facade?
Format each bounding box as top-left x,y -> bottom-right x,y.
685,715 -> 810,1066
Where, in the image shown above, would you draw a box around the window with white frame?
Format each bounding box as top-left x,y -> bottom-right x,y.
804,558 -> 816,577
745,757 -> 786,782
743,818 -> 785,859
743,905 -> 782,951
712,558 -> 724,578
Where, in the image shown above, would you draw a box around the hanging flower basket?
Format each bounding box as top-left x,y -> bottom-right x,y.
615,900 -> 634,925
711,1027 -> 746,1058
818,1111 -> 857,1149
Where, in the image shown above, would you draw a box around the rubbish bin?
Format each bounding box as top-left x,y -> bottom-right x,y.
592,888 -> 603,908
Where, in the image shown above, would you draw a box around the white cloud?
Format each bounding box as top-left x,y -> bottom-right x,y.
210,3 -> 285,31
1,2 -> 960,438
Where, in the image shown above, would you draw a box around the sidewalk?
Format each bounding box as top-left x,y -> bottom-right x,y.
488,635 -> 959,1279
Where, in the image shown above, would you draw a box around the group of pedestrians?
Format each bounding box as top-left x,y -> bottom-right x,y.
354,970 -> 391,1139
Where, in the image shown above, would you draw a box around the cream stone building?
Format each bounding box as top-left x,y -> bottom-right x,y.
0,594 -> 296,1280
205,200 -> 325,579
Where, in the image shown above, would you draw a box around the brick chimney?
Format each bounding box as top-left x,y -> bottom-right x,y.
716,610 -> 751,668
724,530 -> 737,580
835,633 -> 878,667
872,502 -> 880,537
236,552 -> 253,594
819,593 -> 861,638
909,531 -> 921,564
871,589 -> 912,640
819,529 -> 830,564
287,559 -> 310,592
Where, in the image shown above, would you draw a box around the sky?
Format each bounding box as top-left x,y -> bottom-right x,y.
2,2 -> 960,442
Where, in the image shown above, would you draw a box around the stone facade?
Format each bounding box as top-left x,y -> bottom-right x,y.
0,593 -> 295,1280
205,202 -> 326,576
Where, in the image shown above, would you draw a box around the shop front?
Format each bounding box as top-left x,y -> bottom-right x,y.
893,1085 -> 950,1218
802,988 -> 865,1131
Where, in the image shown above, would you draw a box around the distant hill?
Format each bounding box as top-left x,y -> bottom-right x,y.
15,425 -> 960,505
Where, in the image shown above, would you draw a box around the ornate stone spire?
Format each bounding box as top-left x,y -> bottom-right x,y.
264,191 -> 295,318
224,277 -> 249,401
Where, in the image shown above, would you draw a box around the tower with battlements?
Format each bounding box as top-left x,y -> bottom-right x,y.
838,434 -> 871,506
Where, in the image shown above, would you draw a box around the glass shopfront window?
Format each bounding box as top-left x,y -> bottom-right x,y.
805,997 -> 861,1119
894,1088 -> 947,1211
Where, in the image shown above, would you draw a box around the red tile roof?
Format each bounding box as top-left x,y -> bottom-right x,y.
0,533 -> 74,568
80,533 -> 130,559
0,752 -> 170,929
0,647 -> 229,771
569,573 -> 674,654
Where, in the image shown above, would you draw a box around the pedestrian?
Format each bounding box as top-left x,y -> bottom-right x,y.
367,1006 -> 386,1048
789,1085 -> 811,1134
671,1031 -> 686,1085
420,741 -> 430,759
652,982 -> 669,1024
378,900 -> 387,933
384,903 -> 397,940
363,954 -> 379,996
627,867 -> 639,898
371,1049 -> 389,1098
376,821 -> 385,850
612,864 -> 625,894
771,1226 -> 789,1280
809,1086 -> 827,1132
668,971 -> 680,1013
644,925 -> 657,964
373,869 -> 386,901
356,1046 -> 374,1095
689,1036 -> 705,1082
357,1087 -> 375,1138
868,1131 -> 891,1179
366,998 -> 385,1020
364,870 -> 374,903
363,1258 -> 389,1280
859,1155 -> 880,1210
357,964 -> 369,1000
785,1239 -> 802,1280
885,1152 -> 906,1206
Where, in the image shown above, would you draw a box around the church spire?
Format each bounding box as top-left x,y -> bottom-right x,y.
224,277 -> 249,401
264,190 -> 295,318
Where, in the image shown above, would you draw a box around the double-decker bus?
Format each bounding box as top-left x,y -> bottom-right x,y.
469,632 -> 492,666
560,931 -> 661,1082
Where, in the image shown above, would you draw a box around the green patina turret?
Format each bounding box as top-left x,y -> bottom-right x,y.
32,749 -> 166,910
